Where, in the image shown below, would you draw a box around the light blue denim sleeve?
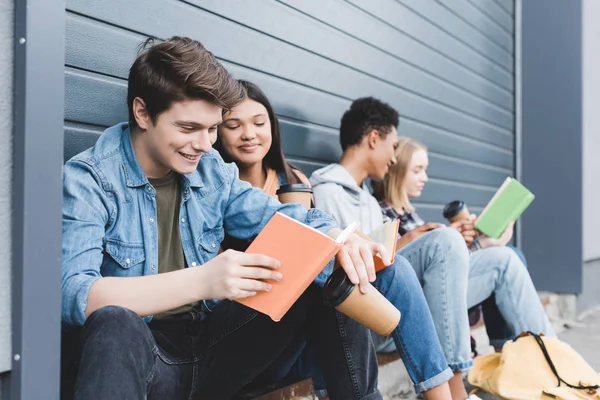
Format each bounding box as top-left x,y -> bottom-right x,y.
62,160 -> 111,326
221,162 -> 338,287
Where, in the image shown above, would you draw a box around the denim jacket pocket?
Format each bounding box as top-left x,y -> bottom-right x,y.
197,226 -> 225,262
104,239 -> 146,272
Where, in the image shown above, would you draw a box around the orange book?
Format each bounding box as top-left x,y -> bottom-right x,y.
355,220 -> 399,272
236,212 -> 345,321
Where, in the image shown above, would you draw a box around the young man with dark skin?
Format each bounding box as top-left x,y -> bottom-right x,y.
311,97 -> 553,400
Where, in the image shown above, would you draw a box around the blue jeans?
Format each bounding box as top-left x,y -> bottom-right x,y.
60,285 -> 382,400
387,230 -> 554,369
372,258 -> 454,392
475,246 -> 526,345
467,245 -> 555,348
396,227 -> 473,372
303,257 -> 454,396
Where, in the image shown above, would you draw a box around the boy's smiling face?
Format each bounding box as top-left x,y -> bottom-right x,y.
132,98 -> 223,178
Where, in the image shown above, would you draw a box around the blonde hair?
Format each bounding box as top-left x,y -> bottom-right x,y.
373,137 -> 427,212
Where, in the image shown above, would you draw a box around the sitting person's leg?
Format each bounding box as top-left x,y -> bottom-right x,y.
475,246 -> 528,347
373,257 -> 454,396
239,331 -> 328,398
70,305 -> 195,400
468,246 -> 554,349
507,245 -> 527,265
195,284 -> 381,400
480,294 -> 513,348
68,285 -> 380,400
287,343 -> 329,399
397,227 -> 472,372
244,330 -> 309,387
396,227 -> 473,399
302,256 -> 455,400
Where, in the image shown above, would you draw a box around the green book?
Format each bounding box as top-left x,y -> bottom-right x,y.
474,177 -> 535,239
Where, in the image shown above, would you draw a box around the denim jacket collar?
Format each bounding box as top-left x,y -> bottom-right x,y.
119,123 -> 203,189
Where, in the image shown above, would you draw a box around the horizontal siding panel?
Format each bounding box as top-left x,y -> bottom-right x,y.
345,0 -> 514,87
195,0 -> 513,128
224,64 -> 348,130
65,0 -> 515,221
66,14 -> 350,130
412,204 -> 484,224
65,13 -> 137,79
401,119 -> 513,169
436,0 -> 514,51
278,118 -> 342,163
206,0 -> 514,112
65,69 -> 127,126
65,6 -> 514,149
67,6 -> 513,134
427,153 -> 510,187
494,0 -> 514,16
64,123 -> 103,162
372,0 -> 514,70
412,178 -> 496,208
468,0 -> 514,33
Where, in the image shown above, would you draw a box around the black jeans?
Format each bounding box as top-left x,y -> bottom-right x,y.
61,285 -> 381,400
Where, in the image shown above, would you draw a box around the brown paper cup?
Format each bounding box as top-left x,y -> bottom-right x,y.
443,200 -> 471,223
323,269 -> 401,336
447,207 -> 470,223
276,184 -> 313,208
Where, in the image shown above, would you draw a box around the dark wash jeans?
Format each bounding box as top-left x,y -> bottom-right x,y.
61,284 -> 381,400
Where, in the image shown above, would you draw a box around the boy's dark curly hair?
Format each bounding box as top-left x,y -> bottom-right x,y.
339,97 -> 399,151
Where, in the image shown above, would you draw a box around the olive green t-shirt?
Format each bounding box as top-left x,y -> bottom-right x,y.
149,172 -> 196,319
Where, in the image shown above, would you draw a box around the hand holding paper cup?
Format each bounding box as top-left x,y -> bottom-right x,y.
323,268 -> 401,336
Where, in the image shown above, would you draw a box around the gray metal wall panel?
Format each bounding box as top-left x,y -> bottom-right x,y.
396,0 -> 514,72
65,8 -> 514,149
65,0 -> 514,218
436,0 -> 514,51
215,0 -> 515,115
521,0 -> 582,293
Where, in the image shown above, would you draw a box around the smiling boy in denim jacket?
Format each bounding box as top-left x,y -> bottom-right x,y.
60,37 -> 387,400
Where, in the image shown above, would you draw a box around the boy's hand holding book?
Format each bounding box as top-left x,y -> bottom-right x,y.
198,249 -> 283,301
234,214 -> 396,321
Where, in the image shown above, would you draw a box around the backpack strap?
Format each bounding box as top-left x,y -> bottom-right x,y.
520,331 -> 599,393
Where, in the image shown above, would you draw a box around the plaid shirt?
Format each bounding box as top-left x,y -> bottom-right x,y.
379,201 -> 481,253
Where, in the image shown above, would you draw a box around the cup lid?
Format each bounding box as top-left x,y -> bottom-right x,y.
442,200 -> 466,219
276,183 -> 313,195
322,268 -> 355,307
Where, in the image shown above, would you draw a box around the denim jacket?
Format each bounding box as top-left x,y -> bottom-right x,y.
62,123 -> 338,326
